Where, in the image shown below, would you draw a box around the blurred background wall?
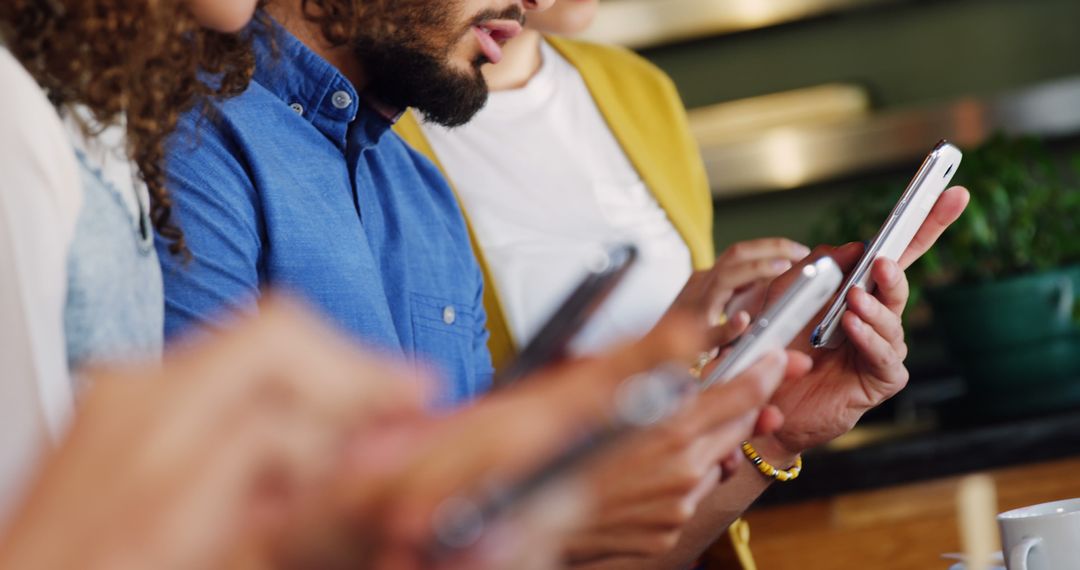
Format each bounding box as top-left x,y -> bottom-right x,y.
617,0 -> 1080,246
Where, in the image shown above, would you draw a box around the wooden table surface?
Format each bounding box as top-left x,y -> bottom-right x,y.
741,456 -> 1080,569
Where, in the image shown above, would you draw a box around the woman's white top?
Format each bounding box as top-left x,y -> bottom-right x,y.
0,48 -> 81,521
421,41 -> 693,354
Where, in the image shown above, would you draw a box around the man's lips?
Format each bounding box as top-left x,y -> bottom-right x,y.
472,19 -> 523,65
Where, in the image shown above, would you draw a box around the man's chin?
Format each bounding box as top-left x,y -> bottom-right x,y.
416,93 -> 489,128
357,44 -> 490,128
407,71 -> 490,127
370,83 -> 488,128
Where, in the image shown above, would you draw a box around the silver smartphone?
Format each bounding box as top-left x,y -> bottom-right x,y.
497,243 -> 637,385
701,257 -> 843,388
812,140 -> 963,349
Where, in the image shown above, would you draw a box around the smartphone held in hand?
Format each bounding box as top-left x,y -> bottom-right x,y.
812,140 -> 963,349
703,256 -> 843,388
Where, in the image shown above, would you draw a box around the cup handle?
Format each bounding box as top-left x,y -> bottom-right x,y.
1008,537 -> 1041,570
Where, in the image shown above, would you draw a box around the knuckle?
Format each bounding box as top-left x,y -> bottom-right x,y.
726,242 -> 747,260
673,500 -> 697,525
773,237 -> 798,254
656,501 -> 695,527
888,366 -> 911,392
657,530 -> 683,552
875,348 -> 898,370
889,318 -> 906,344
898,368 -> 911,388
752,259 -> 774,273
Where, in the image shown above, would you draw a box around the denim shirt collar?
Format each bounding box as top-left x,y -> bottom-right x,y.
251,15 -> 396,150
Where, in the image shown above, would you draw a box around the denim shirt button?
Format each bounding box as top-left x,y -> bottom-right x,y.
289,102 -> 304,115
442,305 -> 457,325
331,90 -> 353,110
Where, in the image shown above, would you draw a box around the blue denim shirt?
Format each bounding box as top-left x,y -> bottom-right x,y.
158,20 -> 492,405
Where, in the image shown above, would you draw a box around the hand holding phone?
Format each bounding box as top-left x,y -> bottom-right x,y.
812,140 -> 962,349
702,257 -> 843,388
430,365 -> 697,554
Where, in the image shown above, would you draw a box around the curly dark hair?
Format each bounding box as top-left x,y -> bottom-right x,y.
294,1 -> 444,48
0,0 -> 257,257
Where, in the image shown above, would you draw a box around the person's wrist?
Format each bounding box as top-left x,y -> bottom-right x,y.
747,434 -> 801,471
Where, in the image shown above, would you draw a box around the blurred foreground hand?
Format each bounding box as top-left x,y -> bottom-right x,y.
0,298 -> 428,570
0,301 -> 716,570
271,313 -> 713,570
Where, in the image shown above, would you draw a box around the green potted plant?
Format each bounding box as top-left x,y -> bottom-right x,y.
817,135 -> 1080,418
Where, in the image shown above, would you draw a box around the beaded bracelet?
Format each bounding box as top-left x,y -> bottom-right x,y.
741,441 -> 802,482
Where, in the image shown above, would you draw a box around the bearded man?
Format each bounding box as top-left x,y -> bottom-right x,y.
159,0 -> 554,406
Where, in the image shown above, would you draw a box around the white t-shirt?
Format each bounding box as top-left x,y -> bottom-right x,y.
422,41 -> 693,355
0,48 -> 81,520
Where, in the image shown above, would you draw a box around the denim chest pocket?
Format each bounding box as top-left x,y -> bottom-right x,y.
409,292 -> 478,404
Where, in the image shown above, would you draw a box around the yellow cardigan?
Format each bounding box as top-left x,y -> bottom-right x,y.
396,34 -> 715,370
396,36 -> 755,570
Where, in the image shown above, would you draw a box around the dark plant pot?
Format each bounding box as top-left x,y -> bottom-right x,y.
926,265 -> 1080,420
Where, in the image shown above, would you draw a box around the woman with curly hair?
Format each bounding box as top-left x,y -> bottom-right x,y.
0,0 -> 257,518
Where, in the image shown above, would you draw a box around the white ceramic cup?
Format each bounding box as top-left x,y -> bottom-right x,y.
997,498 -> 1080,570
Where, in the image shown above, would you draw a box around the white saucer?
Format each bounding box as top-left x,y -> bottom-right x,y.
942,551 -> 1005,570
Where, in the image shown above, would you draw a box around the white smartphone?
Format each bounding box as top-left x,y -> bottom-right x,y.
812,140 -> 963,349
701,257 -> 843,388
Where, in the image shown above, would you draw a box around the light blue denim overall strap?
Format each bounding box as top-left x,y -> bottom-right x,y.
64,150 -> 164,378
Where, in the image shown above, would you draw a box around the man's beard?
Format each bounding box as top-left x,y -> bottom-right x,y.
352,4 -> 522,128
356,39 -> 489,128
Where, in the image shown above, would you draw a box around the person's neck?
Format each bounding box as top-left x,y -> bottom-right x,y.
482,30 -> 544,92
263,2 -> 368,91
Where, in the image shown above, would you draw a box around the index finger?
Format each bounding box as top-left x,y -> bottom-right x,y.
720,238 -> 811,263
897,186 -> 970,269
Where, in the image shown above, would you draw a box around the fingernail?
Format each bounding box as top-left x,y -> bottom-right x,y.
772,260 -> 793,272
794,244 -> 811,258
